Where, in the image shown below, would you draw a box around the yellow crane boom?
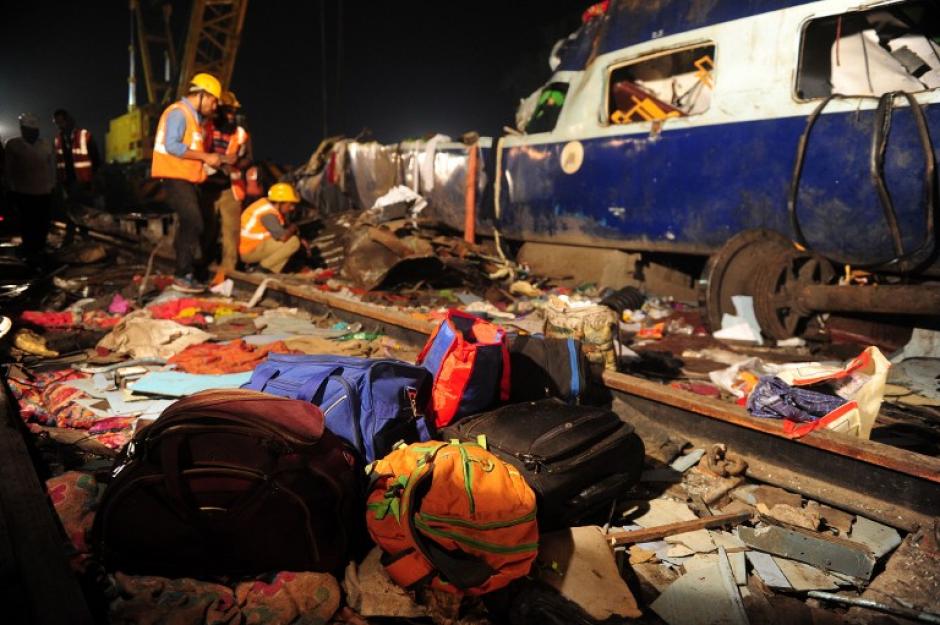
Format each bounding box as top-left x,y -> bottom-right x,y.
106,0 -> 249,164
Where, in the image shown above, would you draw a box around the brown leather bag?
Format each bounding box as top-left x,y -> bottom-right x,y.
92,389 -> 362,577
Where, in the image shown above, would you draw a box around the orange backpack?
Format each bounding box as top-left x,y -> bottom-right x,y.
366,441 -> 538,595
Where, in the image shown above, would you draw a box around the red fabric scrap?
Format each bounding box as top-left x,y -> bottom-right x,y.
582,0 -> 609,22
168,339 -> 296,375
147,298 -> 242,326
20,311 -> 77,329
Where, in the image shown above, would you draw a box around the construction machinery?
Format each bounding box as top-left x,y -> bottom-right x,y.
105,0 -> 248,164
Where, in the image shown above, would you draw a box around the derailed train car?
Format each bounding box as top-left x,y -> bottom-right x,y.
498,0 -> 940,336
300,0 -> 939,337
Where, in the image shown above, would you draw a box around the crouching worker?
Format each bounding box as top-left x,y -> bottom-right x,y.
239,182 -> 301,273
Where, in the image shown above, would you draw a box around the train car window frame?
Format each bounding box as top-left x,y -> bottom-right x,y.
603,41 -> 717,127
795,0 -> 940,101
525,82 -> 571,134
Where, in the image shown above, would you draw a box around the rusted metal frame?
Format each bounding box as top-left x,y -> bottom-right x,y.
614,393 -> 939,532
798,284 -> 940,315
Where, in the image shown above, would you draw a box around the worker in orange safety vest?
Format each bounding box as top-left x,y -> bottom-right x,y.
202,90 -> 252,272
53,109 -> 99,245
239,182 -> 302,274
152,72 -> 234,293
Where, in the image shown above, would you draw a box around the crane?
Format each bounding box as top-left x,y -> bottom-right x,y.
105,0 -> 249,164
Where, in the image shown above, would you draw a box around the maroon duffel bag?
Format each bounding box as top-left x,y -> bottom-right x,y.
92,389 -> 362,577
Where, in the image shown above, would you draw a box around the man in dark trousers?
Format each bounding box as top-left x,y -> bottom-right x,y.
3,113 -> 56,263
151,72 -> 233,293
53,109 -> 100,245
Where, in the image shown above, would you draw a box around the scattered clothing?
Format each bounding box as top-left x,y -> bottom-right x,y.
147,297 -> 239,325
129,370 -> 253,397
7,369 -> 99,429
168,339 -> 295,374
747,376 -> 847,423
110,571 -> 341,625
97,312 -> 213,359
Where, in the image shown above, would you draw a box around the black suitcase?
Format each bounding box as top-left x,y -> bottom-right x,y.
442,399 -> 644,530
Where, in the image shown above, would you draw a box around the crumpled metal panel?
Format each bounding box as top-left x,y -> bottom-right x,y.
737,525 -> 876,580
345,142 -> 402,212
396,141 -> 491,232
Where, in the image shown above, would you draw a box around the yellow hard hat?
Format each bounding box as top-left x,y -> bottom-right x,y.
221,91 -> 241,108
189,72 -> 222,99
268,182 -> 301,203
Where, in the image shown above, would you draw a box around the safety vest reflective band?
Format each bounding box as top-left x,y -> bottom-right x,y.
151,100 -> 207,183
240,198 -> 283,256
54,129 -> 93,183
215,126 -> 250,201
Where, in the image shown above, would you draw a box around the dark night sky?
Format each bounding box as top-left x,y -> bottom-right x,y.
0,1 -> 586,164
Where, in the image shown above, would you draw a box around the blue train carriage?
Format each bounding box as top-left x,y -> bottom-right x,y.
498,0 -> 940,337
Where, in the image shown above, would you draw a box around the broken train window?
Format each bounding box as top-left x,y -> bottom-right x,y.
797,0 -> 940,99
607,43 -> 715,125
525,83 -> 570,134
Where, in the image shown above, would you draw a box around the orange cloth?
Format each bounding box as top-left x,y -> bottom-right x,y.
168,339 -> 295,374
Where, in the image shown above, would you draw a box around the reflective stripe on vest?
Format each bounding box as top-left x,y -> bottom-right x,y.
210,125 -> 250,200
239,199 -> 283,256
151,101 -> 207,183
55,129 -> 93,182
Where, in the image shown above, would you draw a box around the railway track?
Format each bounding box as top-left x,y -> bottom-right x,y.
53,225 -> 940,531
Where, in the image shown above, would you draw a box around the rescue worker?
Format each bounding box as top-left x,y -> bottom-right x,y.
202,90 -> 252,272
3,113 -> 56,263
53,109 -> 100,245
151,72 -> 234,293
239,182 -> 302,274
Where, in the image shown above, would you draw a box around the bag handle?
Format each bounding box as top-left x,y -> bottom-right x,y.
296,365 -> 347,403
242,364 -> 282,391
399,444 -> 495,591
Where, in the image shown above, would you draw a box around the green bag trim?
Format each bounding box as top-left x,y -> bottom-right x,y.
414,518 -> 538,555
457,444 -> 475,515
417,509 -> 537,530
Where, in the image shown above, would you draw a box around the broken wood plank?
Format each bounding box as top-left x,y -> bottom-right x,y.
608,512 -> 752,546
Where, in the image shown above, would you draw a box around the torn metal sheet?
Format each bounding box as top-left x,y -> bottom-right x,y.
738,525 -> 877,580
848,516 -> 903,558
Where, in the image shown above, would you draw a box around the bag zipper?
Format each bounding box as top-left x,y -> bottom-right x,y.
456,445 -> 476,514
478,421 -> 631,474
329,375 -> 364,454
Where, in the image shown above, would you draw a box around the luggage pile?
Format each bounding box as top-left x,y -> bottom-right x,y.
91,309 -> 646,616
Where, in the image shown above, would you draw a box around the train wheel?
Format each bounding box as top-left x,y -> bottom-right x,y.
703,230 -> 793,332
754,250 -> 837,340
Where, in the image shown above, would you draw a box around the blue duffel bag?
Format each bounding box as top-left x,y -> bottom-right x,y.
242,354 -> 433,462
